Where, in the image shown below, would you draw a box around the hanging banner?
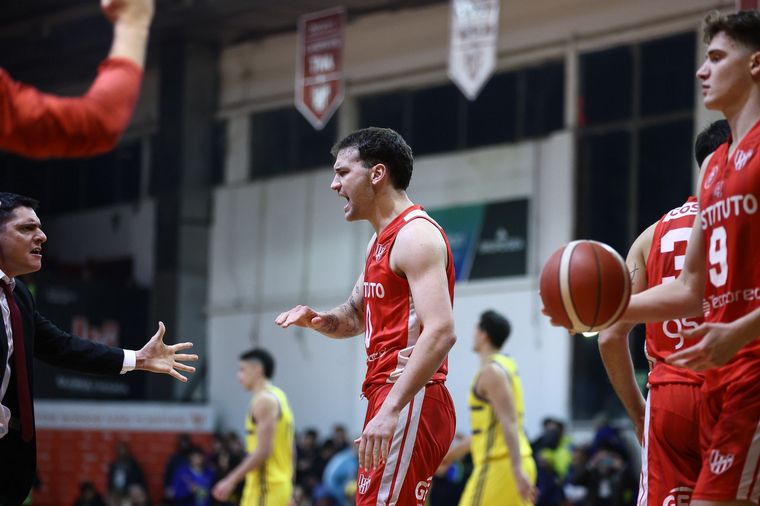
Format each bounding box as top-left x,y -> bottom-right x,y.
736,0 -> 758,10
296,6 -> 346,130
448,0 -> 500,101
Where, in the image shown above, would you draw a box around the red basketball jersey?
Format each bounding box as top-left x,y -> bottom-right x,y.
361,205 -> 456,395
645,197 -> 704,386
699,120 -> 760,364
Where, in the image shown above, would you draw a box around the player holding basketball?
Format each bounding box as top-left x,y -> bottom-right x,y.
616,10 -> 760,506
275,127 -> 456,506
598,119 -> 730,506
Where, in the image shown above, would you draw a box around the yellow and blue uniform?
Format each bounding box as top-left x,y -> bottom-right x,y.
241,385 -> 295,506
459,354 -> 536,506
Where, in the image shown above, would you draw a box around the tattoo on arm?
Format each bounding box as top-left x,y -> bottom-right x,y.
630,264 -> 639,282
320,314 -> 340,334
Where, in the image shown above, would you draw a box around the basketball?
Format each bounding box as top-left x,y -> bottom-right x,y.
540,240 -> 631,332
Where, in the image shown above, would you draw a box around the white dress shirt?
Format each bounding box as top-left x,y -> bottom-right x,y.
0,270 -> 136,439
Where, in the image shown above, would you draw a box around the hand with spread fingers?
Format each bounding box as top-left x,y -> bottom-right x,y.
135,322 -> 198,382
356,405 -> 399,472
666,322 -> 745,371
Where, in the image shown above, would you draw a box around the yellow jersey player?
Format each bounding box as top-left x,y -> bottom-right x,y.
439,310 -> 537,506
212,348 -> 295,506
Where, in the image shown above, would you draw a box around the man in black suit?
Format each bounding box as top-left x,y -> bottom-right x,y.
0,192 -> 199,505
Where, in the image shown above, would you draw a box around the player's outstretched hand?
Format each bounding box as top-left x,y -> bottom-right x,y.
275,305 -> 330,330
135,322 -> 198,382
666,322 -> 745,371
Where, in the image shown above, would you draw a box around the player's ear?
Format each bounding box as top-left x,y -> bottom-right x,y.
370,163 -> 387,185
750,51 -> 760,79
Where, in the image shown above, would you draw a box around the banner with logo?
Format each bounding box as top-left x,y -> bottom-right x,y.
296,6 -> 346,130
448,0 -> 500,101
429,198 -> 529,280
32,278 -> 149,400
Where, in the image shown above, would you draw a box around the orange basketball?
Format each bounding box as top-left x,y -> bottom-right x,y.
540,240 -> 631,332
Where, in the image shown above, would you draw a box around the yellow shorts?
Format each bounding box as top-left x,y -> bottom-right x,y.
458,454 -> 537,506
240,479 -> 292,506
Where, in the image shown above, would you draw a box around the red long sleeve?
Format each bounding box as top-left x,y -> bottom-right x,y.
0,57 -> 143,159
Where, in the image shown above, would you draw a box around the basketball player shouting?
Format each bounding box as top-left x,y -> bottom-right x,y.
618,11 -> 760,506
275,127 -> 456,506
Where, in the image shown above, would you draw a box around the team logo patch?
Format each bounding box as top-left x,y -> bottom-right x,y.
734,149 -> 754,171
375,243 -> 387,262
358,473 -> 372,495
713,180 -> 725,199
709,449 -> 735,475
703,165 -> 719,189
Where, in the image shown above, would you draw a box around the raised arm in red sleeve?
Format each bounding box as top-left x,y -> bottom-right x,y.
0,57 -> 143,159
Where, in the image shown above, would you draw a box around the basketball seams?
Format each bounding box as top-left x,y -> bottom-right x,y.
595,241 -> 632,330
559,241 -> 585,331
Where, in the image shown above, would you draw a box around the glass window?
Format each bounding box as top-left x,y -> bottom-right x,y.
296,113 -> 337,170
411,83 -> 461,156
465,71 -> 518,147
637,119 -> 694,230
640,33 -> 695,117
576,130 -> 632,255
250,108 -> 294,178
523,61 -> 565,137
358,91 -> 410,139
580,46 -> 633,125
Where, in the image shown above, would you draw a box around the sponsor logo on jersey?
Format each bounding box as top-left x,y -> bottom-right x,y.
703,165 -> 719,189
713,180 -> 725,199
709,449 -> 735,475
375,243 -> 387,262
415,476 -> 433,505
662,486 -> 693,506
358,473 -> 372,495
700,194 -> 758,229
734,148 -> 754,171
662,201 -> 699,222
364,281 -> 386,299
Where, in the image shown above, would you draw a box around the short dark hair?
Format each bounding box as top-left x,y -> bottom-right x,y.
330,127 -> 414,190
695,119 -> 731,166
0,192 -> 39,227
703,10 -> 760,51
478,310 -> 511,349
239,348 -> 275,379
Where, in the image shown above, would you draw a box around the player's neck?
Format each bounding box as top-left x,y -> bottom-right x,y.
368,190 -> 414,235
724,89 -> 760,156
478,346 -> 499,364
250,378 -> 270,394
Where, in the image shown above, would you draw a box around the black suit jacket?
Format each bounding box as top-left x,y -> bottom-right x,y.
0,279 -> 124,506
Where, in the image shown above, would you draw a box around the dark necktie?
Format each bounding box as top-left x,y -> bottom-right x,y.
2,282 -> 33,442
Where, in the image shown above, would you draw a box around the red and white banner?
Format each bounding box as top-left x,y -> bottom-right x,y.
736,0 -> 758,11
448,0 -> 500,101
296,6 -> 346,130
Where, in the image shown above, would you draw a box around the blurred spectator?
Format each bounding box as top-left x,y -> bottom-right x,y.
126,483 -> 151,506
163,434 -> 193,503
107,441 -> 146,504
171,447 -> 214,506
532,417 -> 573,506
72,481 -> 106,506
323,425 -> 350,453
296,428 -> 324,497
569,443 -> 637,506
321,445 -> 358,506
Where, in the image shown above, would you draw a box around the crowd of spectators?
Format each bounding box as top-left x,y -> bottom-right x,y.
68,416 -> 638,506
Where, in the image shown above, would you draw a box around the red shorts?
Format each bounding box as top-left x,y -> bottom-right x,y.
693,358 -> 760,503
637,383 -> 702,506
356,382 -> 456,506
